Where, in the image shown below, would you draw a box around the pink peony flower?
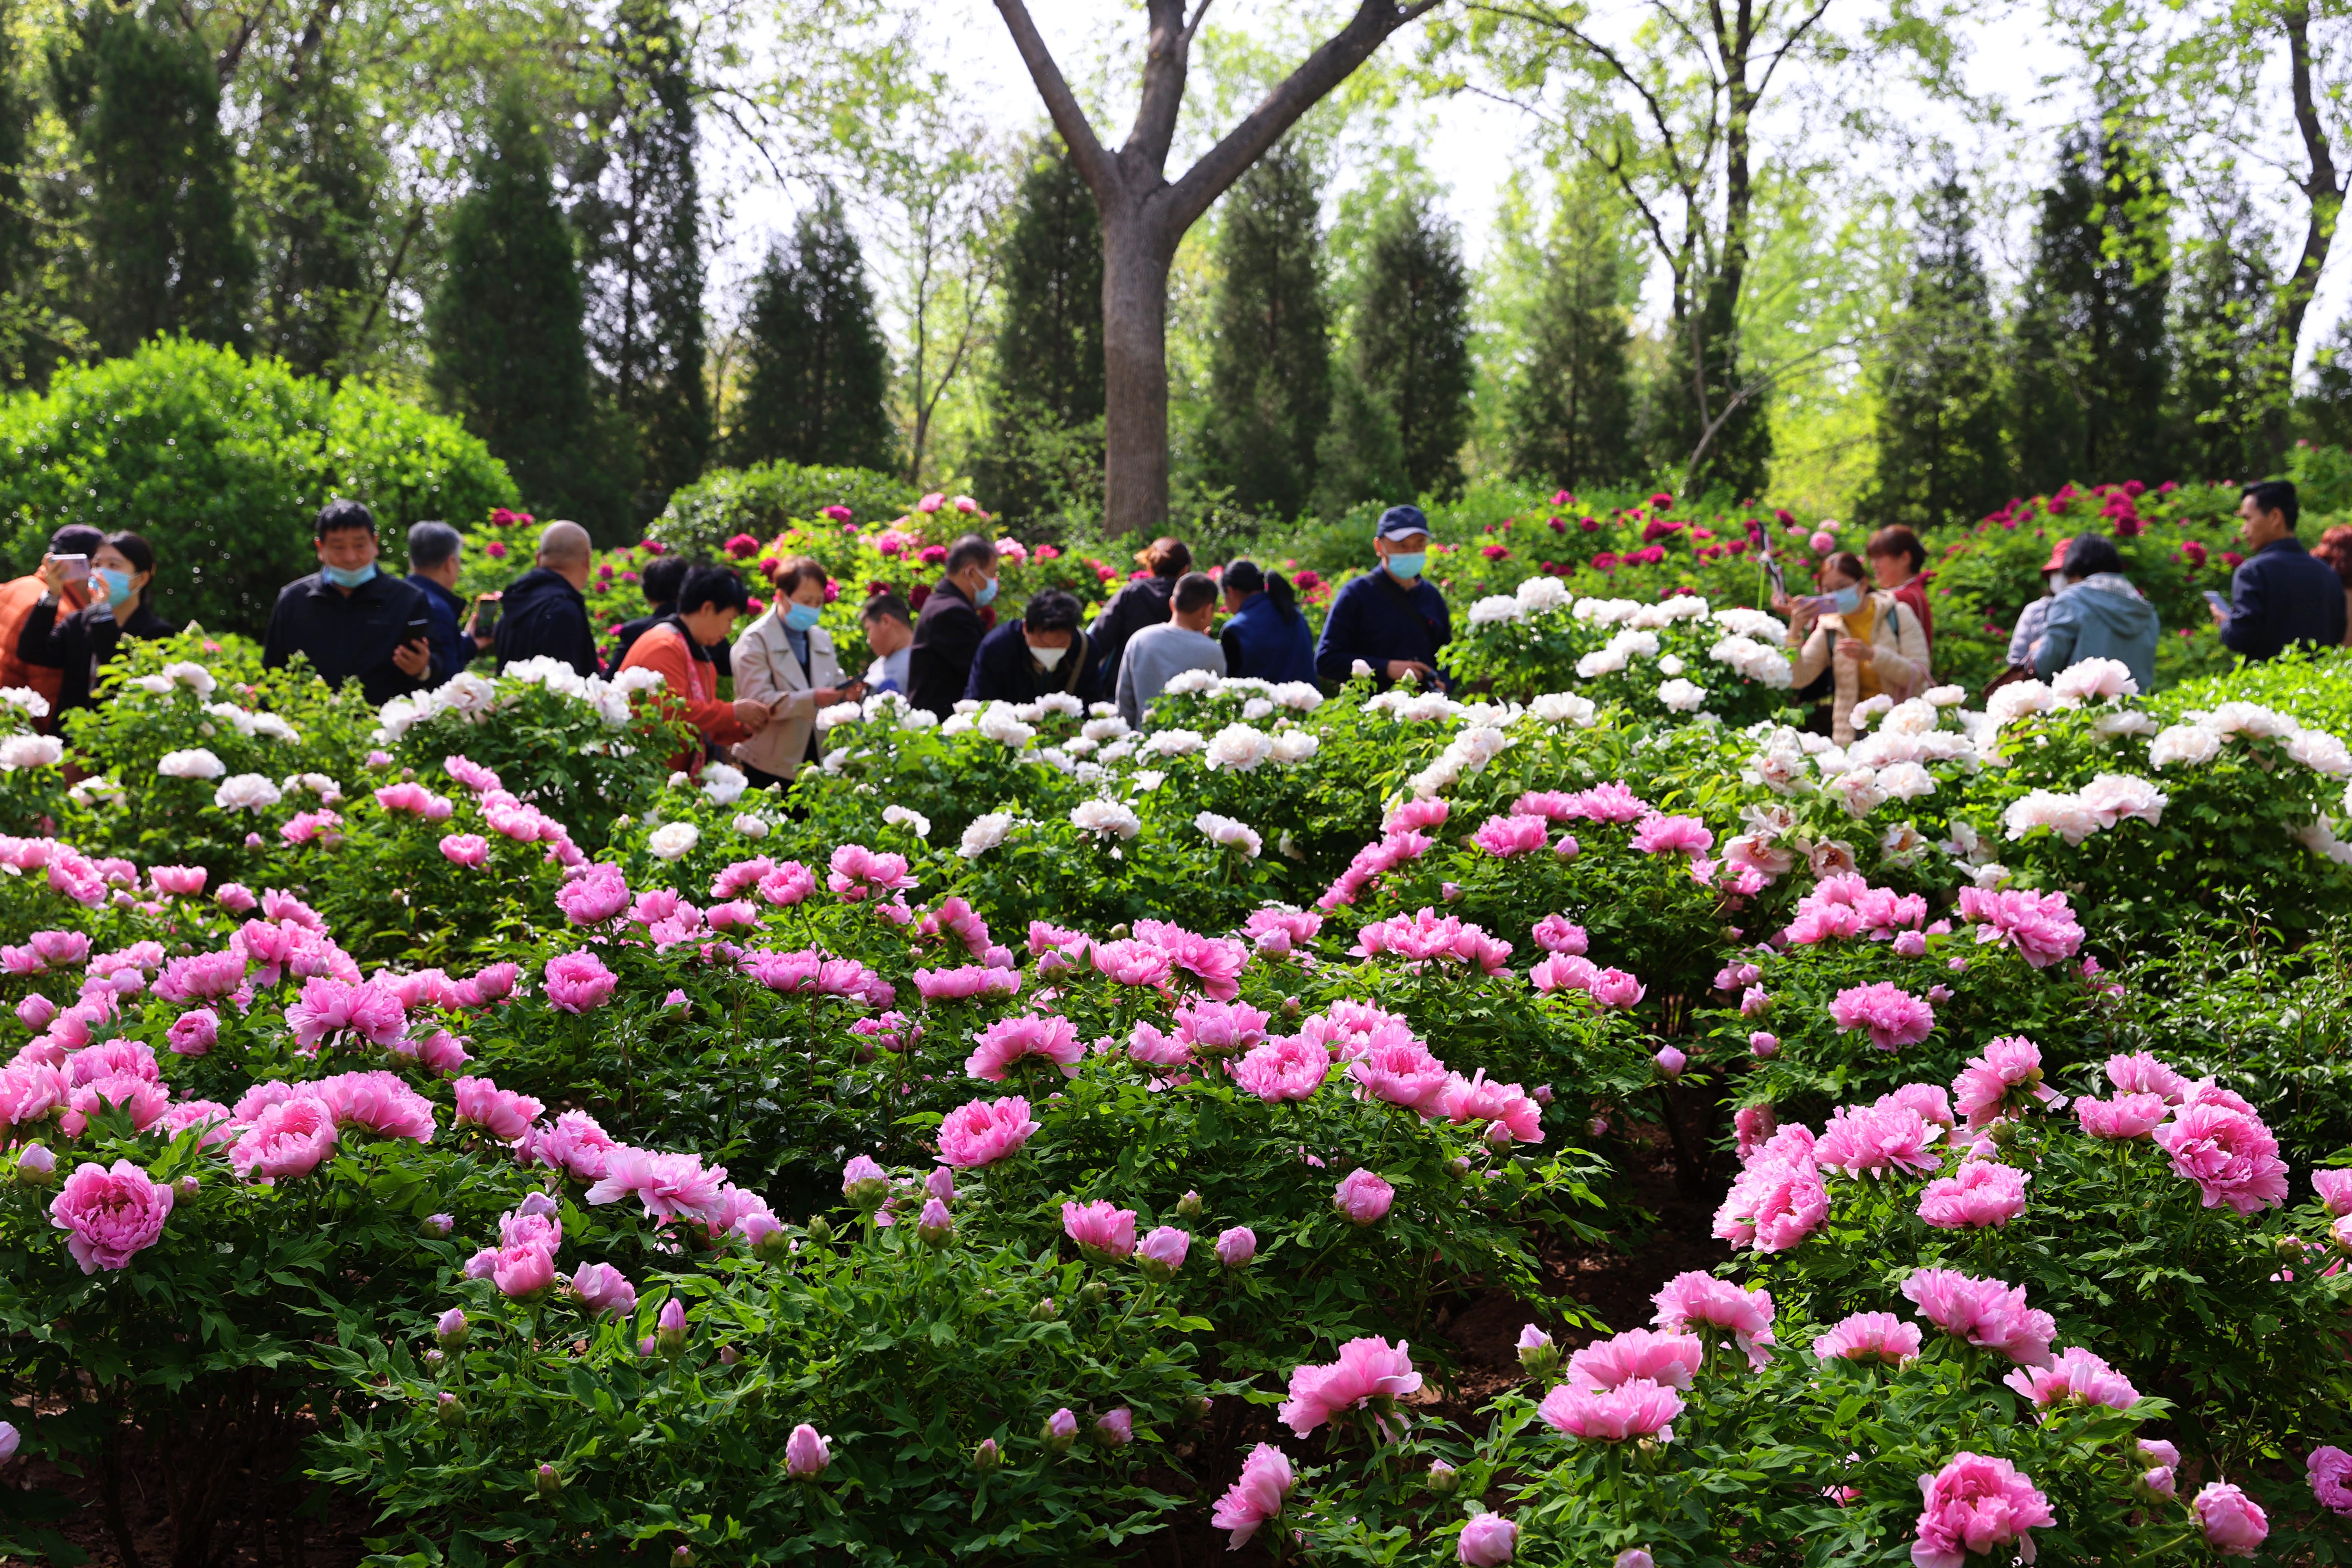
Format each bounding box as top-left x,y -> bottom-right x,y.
1566,1328 -> 1704,1391
452,1075 -> 545,1143
493,1242 -> 557,1298
1827,982 -> 1935,1049
1654,1045 -> 1686,1078
1813,1311 -> 1920,1365
1458,1512 -> 1517,1567
1813,1102 -> 1943,1176
229,1097 -> 339,1183
1952,1035 -> 2058,1130
784,1424 -> 831,1478
2194,1482 -> 2268,1557
827,842 -> 917,901
2106,1050 -> 2190,1103
585,1147 -> 729,1224
1277,1336 -> 1421,1436
1348,1035 -> 1452,1114
1712,1139 -> 1827,1253
1957,885 -> 2084,968
1901,1268 -> 2055,1366
1216,1225 -> 1257,1267
2075,1093 -> 2169,1139
556,864 -> 632,925
439,833 -> 490,867
149,864 -> 207,897
1211,1442 -> 1294,1549
1917,1161 -> 2029,1228
570,1261 -> 637,1318
2316,1170 -> 2352,1217
285,977 -> 409,1051
311,1071 -> 436,1142
1061,1199 -> 1137,1259
1587,968 -> 1645,1008
1473,814 -> 1552,858
965,1014 -> 1082,1081
1093,938 -> 1174,988
528,1109 -> 618,1180
1135,1225 -> 1188,1278
49,1158 -> 174,1272
913,964 -> 1019,1002
2152,1102 -> 2289,1215
1748,1031 -> 1779,1059
2003,1345 -> 2139,1414
2308,1446 -> 2352,1516
1232,1037 -> 1332,1101
1911,1452 -> 2055,1568
1531,915 -> 1588,955
1095,1407 -> 1133,1445
544,951 -> 619,1014
1333,1168 -> 1393,1225
1435,1070 -> 1543,1142
1631,814 -> 1713,857
936,1095 -> 1040,1167
1651,1271 -> 1776,1366
1537,1378 -> 1683,1441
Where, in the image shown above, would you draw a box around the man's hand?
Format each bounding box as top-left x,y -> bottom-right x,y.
2208,599 -> 2228,627
392,638 -> 430,679
1385,659 -> 1436,683
1835,636 -> 1874,664
732,698 -> 771,729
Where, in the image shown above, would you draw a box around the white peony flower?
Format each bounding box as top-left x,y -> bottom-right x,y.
1271,730 -> 1320,765
0,686 -> 50,718
647,821 -> 701,861
612,665 -> 668,696
1657,654 -> 1687,677
1063,735 -> 1099,756
883,804 -> 932,838
69,775 -> 124,808
2148,724 -> 2223,769
1069,799 -> 1141,840
1204,724 -> 1275,772
939,713 -> 977,737
1875,760 -> 1937,801
1850,694 -> 1895,731
2077,772 -> 2168,829
1515,575 -> 1571,613
701,763 -> 749,806
1468,594 -> 1525,627
128,674 -> 176,696
1271,682 -> 1323,712
1194,811 -> 1262,858
212,773 -> 282,812
1161,668 -> 1221,698
2288,729 -> 2352,778
2202,701 -> 2296,740
1657,677 -> 1709,713
815,701 -> 865,732
0,734 -> 63,769
1142,729 -> 1206,758
958,812 -> 1016,858
1832,767 -> 1887,818
159,748 -> 226,781
1131,769 -> 1167,793
1984,680 -> 2055,730
732,812 -> 771,839
1709,606 -> 1787,641
2093,710 -> 2159,740
1241,697 -> 1274,721
1924,684 -> 1968,707
976,704 -> 1037,747
2050,658 -> 2139,704
1529,692 -> 1597,727
2001,789 -> 2101,845
2299,817 -> 2352,866
1081,716 -> 1132,742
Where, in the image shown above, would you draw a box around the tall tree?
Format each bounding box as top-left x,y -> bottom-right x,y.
571,0 -> 710,521
428,85 -> 625,533
2170,197 -> 2287,482
992,0 -> 1443,533
1505,191 -> 1635,490
2010,126 -> 2174,492
1346,195 -> 1472,498
251,62 -> 385,378
729,193 -> 896,473
0,0 -> 56,383
1860,171 -> 2009,529
50,3 -> 252,357
1200,142 -> 1330,521
978,138 -> 1105,520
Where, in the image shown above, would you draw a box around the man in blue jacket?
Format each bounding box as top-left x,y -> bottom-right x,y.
2215,480 -> 2346,659
1314,505 -> 1452,688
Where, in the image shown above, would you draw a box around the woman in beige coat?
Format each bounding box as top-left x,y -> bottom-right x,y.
1785,551 -> 1929,744
733,556 -> 861,789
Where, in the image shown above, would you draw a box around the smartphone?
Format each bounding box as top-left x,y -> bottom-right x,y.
404,615 -> 430,645
52,554 -> 87,583
1763,551 -> 1788,600
472,593 -> 502,634
2202,590 -> 2229,615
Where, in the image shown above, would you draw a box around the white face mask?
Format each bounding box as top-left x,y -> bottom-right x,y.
1031,643 -> 1068,671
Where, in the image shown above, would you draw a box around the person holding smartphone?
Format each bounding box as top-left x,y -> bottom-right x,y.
0,524 -> 104,721
17,530 -> 177,712
1781,551 -> 1928,744
263,500 -> 434,705
732,555 -> 862,789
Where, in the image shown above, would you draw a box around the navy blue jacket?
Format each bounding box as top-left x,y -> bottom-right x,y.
964,619 -> 1102,704
2220,537 -> 2348,661
1219,591 -> 1317,684
410,573 -> 470,686
493,567 -> 599,678
263,570 -> 433,706
1314,569 -> 1451,686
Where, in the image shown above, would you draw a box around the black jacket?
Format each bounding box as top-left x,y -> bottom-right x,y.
15,597 -> 176,711
410,573 -> 471,686
965,620 -> 1101,705
611,606 -> 731,679
1087,574 -> 1176,692
1314,568 -> 1452,687
493,567 -> 599,679
262,570 -> 432,705
2219,537 -> 2349,661
908,578 -> 985,717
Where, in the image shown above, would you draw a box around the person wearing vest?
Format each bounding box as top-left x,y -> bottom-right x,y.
1216,557 -> 1317,685
618,564 -> 768,773
965,589 -> 1102,704
0,524 -> 103,724
1785,550 -> 1928,744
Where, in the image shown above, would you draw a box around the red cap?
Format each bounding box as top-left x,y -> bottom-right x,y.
2041,542 -> 2069,574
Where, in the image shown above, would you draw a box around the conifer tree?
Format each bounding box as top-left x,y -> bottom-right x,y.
1861,172 -> 2010,529
1505,193 -> 1635,490
1344,196 -> 1471,499
1650,277 -> 1770,497
1200,141 -> 1329,521
2011,126 -> 2174,490
51,3 -> 251,356
2170,197 -> 2285,483
253,64 -> 384,378
729,192 -> 896,472
428,85 -> 625,533
978,140 -> 1105,520
571,0 -> 709,520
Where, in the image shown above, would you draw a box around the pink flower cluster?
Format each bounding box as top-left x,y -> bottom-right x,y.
1713,1126 -> 1826,1253
827,843 -> 917,903
1529,954 -> 1644,1007
1277,1336 -> 1421,1436
1957,885 -> 2085,969
1317,827 -> 1433,910
1827,982 -> 1936,1050
1350,908 -> 1512,974
1783,874 -> 1927,945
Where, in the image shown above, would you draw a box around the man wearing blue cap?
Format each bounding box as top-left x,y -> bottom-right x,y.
1314,504 -> 1451,688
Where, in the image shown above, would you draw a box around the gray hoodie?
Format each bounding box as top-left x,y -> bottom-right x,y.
2034,573 -> 2160,693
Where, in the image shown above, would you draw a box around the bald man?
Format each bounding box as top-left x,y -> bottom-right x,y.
493,519 -> 601,677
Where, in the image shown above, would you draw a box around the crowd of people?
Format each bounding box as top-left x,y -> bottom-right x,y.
0,481 -> 2347,777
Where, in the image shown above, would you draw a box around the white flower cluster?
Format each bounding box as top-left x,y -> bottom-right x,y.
958,812 -> 1018,858
377,662 -> 660,743
882,803 -> 931,838
1194,811 -> 1262,858
2149,700 -> 2352,778
1069,798 -> 1140,840
0,686 -> 50,719
1407,723 -> 1510,799
0,734 -> 63,770
700,763 -> 749,806
203,702 -> 300,744
1706,634 -> 1794,689
1366,688 -> 1459,723
1574,628 -> 1659,680
1141,728 -> 1206,759
128,661 -> 218,698
2002,775 -> 2169,845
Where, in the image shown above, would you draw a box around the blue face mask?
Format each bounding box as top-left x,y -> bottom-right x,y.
1829,585 -> 1862,615
975,576 -> 999,608
1384,551 -> 1427,582
321,562 -> 377,589
94,567 -> 134,609
784,601 -> 823,632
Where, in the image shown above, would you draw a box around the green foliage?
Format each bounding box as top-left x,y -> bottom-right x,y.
0,338 -> 517,636
1502,190 -> 1636,493
977,141 -> 1104,524
1343,197 -> 1473,502
2169,199 -> 2288,485
248,63 -> 385,380
649,461 -> 928,555
1201,142 -> 1331,522
429,83 -> 629,538
727,191 -> 896,475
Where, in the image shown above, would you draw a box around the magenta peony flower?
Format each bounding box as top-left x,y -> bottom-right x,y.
964,1013 -> 1081,1082
570,1261 -> 637,1318
556,864 -> 631,925
2003,1345 -> 2139,1415
1333,1168 -> 1394,1225
1211,1442 -> 1294,1548
167,1007 -> 220,1056
439,833 -> 490,867
2308,1446 -> 2352,1515
1062,1199 -> 1138,1260
936,1095 -> 1040,1168
1651,1271 -> 1776,1366
1827,982 -> 1935,1050
1216,1225 -> 1257,1268
2194,1482 -> 2268,1556
2152,1101 -> 2289,1215
1587,968 -> 1645,1008
1917,1161 -> 2029,1229
1812,1311 -> 1920,1365
452,1075 -> 545,1143
1278,1336 -> 1421,1436
543,950 -> 619,1014
1957,885 -> 2084,968
1565,1328 -> 1703,1391
1911,1452 -> 2055,1568
1537,1378 -> 1682,1441
312,1070 -> 436,1142
49,1158 -> 173,1272
784,1423 -> 831,1478
2075,1092 -> 2169,1139
1458,1512 -> 1517,1566
1231,1037 -> 1331,1101
1902,1268 -> 2055,1366
230,1096 -> 339,1183
1472,814 -> 1552,858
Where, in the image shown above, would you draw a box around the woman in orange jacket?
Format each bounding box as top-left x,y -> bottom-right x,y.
619,564 -> 768,770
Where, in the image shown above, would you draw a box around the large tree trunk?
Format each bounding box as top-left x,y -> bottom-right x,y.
1102,214 -> 1176,531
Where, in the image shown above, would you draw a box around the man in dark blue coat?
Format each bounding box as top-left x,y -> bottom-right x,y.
2214,481 -> 2348,660
1314,504 -> 1451,688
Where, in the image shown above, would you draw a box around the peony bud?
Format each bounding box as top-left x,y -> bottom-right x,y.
1532,1084 -> 1553,1106
637,1336 -> 658,1358
1095,1407 -> 1133,1446
925,1166 -> 957,1204
973,1437 -> 1003,1473
1653,1045 -> 1686,1079
534,1463 -> 562,1500
0,1422 -> 19,1463
1080,1281 -> 1109,1307
1515,1323 -> 1559,1379
719,1345 -> 740,1366
1426,1458 -> 1458,1494
1030,1296 -> 1058,1322
423,1212 -> 455,1237
805,1216 -> 834,1245
656,1297 -> 687,1356
1135,1225 -> 1189,1282
1280,995 -> 1302,1017
1174,1189 -> 1202,1219
1616,1553 -> 1655,1568
1748,1031 -> 1779,1060
672,1547 -> 694,1568
1044,1408 -> 1078,1453
435,1392 -> 461,1425
177,1175 -> 201,1201
435,1308 -> 469,1349
783,1423 -> 830,1479
15,1143 -> 55,1184
916,1197 -> 953,1245
1215,1225 -> 1256,1269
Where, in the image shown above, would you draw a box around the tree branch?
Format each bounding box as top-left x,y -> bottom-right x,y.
992,0 -> 1118,197
1122,0 -> 1192,175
